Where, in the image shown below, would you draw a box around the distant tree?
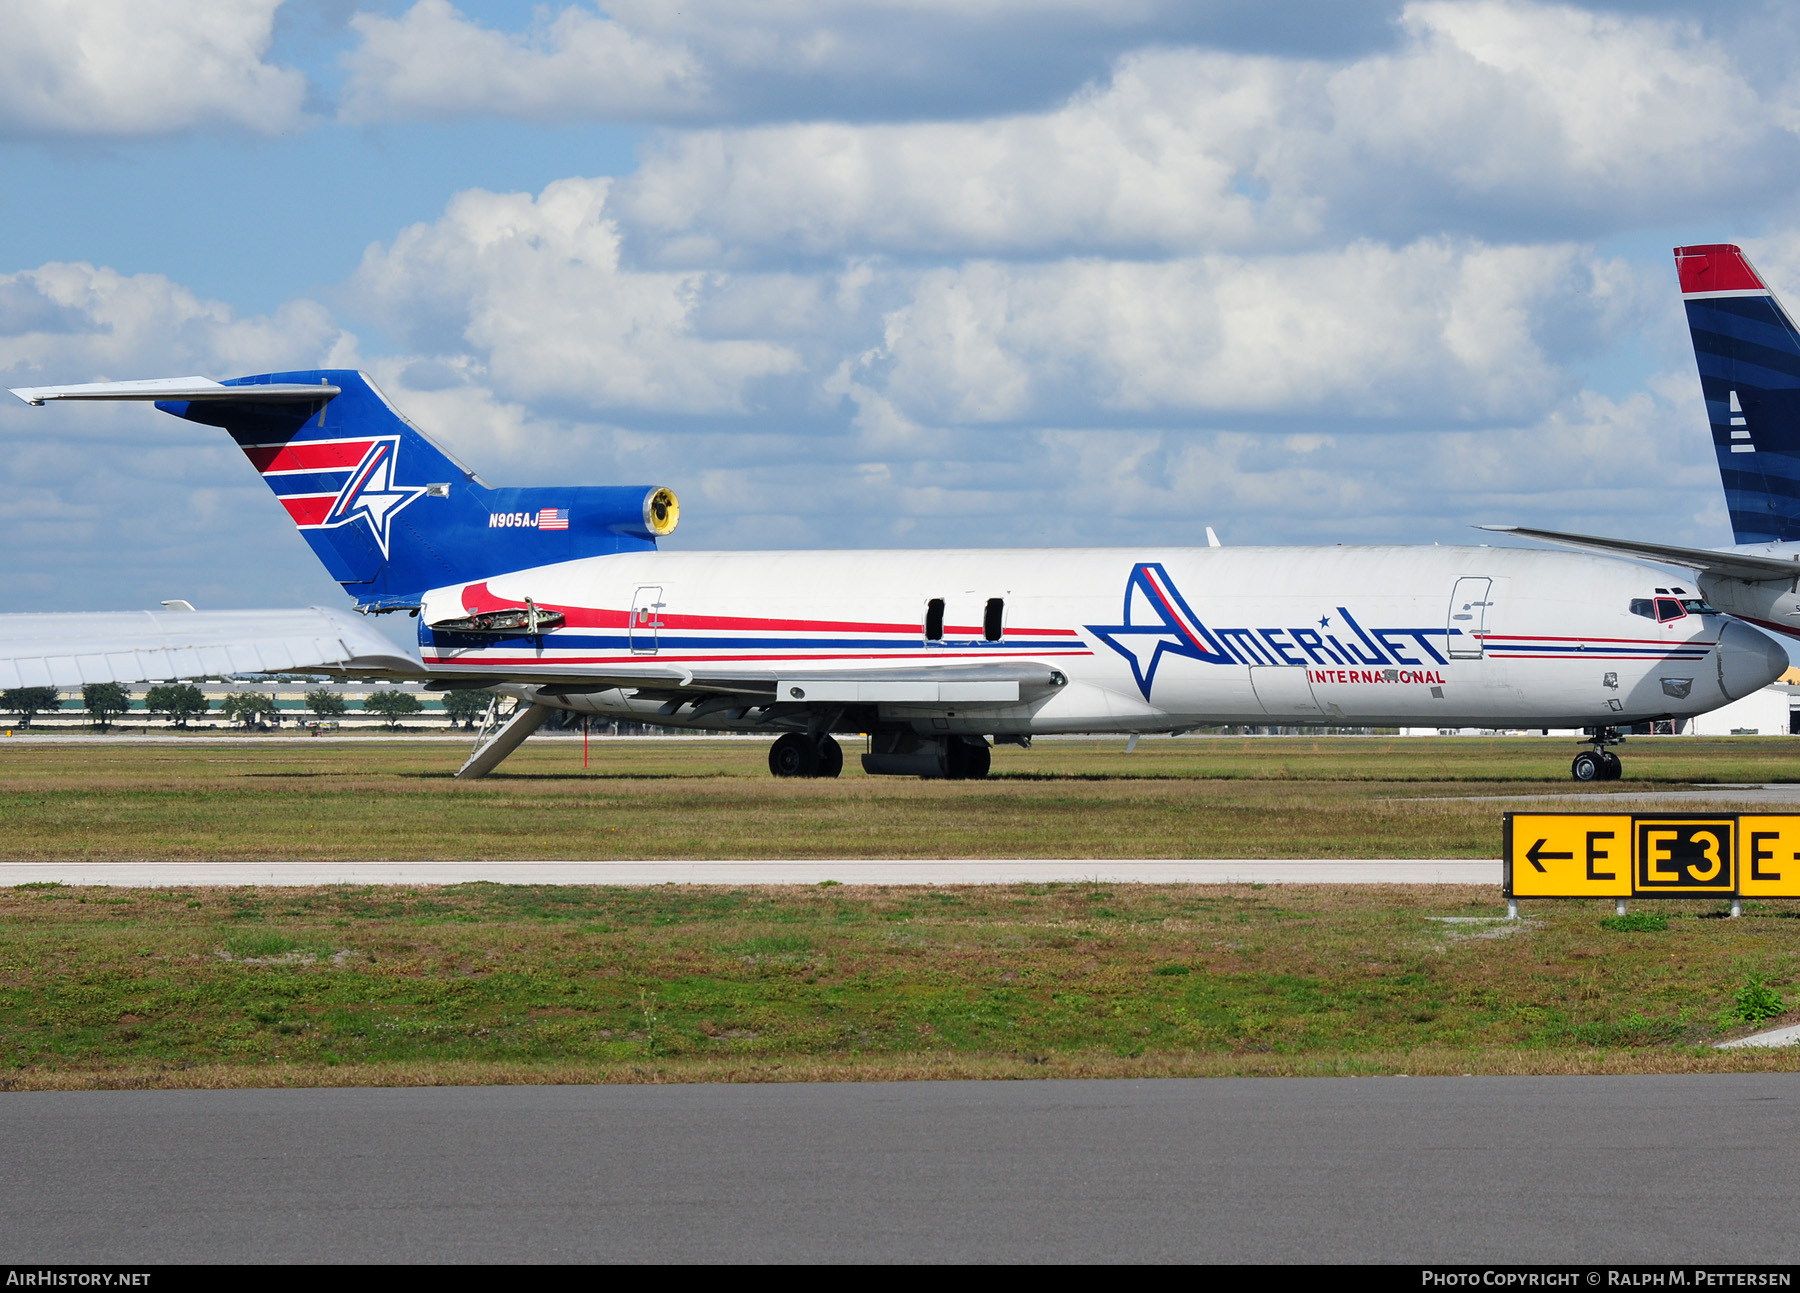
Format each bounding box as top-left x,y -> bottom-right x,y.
2,686 -> 62,728
441,689 -> 492,729
82,682 -> 132,732
363,690 -> 423,727
145,683 -> 209,728
220,692 -> 281,729
304,689 -> 347,718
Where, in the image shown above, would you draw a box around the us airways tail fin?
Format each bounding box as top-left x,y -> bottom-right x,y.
9,370 -> 679,612
1676,244 -> 1800,544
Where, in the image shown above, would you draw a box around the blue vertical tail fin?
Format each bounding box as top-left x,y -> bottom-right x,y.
155,370 -> 676,609
1676,244 -> 1800,544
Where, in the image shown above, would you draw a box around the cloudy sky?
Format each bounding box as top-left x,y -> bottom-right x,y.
4,0 -> 1798,620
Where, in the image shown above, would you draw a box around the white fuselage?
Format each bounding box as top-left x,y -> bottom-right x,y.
416,545 -> 1789,734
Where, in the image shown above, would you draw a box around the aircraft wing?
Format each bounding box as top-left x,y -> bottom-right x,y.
428,660 -> 1066,709
0,607 -> 422,690
1480,526 -> 1800,583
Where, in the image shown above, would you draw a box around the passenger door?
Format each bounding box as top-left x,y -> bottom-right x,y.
629,585 -> 664,654
1447,577 -> 1492,659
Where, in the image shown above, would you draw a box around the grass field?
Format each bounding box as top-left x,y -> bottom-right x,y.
1,880 -> 1795,1089
5,735 -> 1799,1089
4,734 -> 1800,861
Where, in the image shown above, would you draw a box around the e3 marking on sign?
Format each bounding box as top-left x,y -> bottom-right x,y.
1634,818 -> 1734,893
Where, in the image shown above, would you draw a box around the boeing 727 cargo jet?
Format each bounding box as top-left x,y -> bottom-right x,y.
8,362 -> 1786,782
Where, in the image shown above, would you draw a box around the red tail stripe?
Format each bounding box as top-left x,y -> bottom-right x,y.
281,495 -> 336,526
243,440 -> 374,473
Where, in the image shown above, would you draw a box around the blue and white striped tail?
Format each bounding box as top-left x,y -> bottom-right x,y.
1677,244 -> 1800,544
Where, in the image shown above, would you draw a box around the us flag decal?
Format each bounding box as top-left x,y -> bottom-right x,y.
538,507 -> 569,530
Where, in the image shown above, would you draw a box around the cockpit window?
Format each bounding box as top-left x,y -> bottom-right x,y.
1629,598 -> 1654,619
1680,598 -> 1718,615
1654,597 -> 1686,622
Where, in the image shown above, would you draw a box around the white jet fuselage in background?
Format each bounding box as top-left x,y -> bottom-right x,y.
417,544 -> 1788,734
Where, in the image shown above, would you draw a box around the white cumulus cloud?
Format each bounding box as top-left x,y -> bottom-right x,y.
0,263 -> 346,388
348,178 -> 803,414
0,0 -> 306,137
863,240 -> 1645,425
615,0 -> 1793,262
339,0 -> 705,123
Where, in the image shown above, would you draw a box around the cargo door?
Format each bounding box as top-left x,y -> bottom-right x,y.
1447,577 -> 1493,659
629,585 -> 664,654
1249,666 -> 1322,717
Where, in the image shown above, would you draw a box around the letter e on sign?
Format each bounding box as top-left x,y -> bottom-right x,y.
1506,814 -> 1630,897
1738,816 -> 1800,898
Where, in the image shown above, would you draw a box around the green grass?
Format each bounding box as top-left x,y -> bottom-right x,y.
1600,912 -> 1669,932
1,882 -> 1796,1089
7,735 -> 1800,1089
3,735 -> 1798,861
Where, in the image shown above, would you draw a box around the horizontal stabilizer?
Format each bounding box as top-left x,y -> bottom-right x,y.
0,606 -> 419,691
8,377 -> 338,406
1480,525 -> 1800,582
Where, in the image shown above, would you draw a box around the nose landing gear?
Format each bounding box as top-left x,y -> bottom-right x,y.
1571,728 -> 1623,782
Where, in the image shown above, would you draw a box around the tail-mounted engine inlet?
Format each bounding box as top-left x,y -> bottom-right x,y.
644,487 -> 679,537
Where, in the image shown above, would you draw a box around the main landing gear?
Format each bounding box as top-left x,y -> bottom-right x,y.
768,732 -> 994,779
1570,728 -> 1623,782
768,732 -> 844,779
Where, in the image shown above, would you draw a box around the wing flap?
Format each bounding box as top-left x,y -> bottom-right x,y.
779,678 -> 1021,704
0,607 -> 420,690
1480,525 -> 1800,582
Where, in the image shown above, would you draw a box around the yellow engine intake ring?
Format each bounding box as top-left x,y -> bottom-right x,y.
643,486 -> 680,537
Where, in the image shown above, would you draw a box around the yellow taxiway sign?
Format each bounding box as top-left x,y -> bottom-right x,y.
1505,813 -> 1797,898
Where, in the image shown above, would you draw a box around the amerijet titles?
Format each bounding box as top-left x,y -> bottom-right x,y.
1087,563 -> 1458,699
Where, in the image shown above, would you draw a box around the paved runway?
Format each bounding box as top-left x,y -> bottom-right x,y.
2,1075 -> 1794,1263
0,858 -> 1499,886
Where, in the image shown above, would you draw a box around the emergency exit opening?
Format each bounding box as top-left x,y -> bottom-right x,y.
983,598 -> 1004,642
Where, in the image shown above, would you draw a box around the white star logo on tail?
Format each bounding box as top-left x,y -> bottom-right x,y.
322,437 -> 426,557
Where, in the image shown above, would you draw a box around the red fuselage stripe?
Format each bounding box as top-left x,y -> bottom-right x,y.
421,649 -> 1094,665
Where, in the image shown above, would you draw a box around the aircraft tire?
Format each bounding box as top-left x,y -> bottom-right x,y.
769,733 -> 819,778
814,735 -> 844,778
963,739 -> 991,780
1571,751 -> 1602,782
944,736 -> 991,780
1599,750 -> 1622,780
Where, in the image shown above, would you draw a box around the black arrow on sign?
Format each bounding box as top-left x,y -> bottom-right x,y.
1525,839 -> 1573,873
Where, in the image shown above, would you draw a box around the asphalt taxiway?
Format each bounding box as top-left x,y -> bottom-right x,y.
0,858 -> 1498,885
4,1075 -> 1796,1263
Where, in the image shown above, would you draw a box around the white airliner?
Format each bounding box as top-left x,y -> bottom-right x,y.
6,245 -> 1791,783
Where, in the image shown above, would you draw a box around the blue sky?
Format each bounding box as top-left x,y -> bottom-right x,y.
4,0 -> 1800,621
